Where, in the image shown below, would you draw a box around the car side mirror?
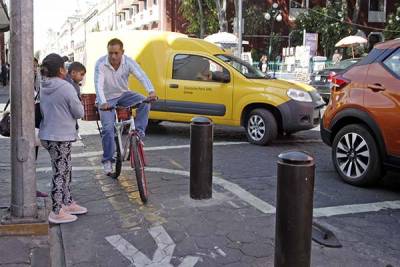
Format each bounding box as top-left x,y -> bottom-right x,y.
212,71 -> 231,83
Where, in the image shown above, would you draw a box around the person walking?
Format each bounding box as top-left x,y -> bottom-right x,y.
94,38 -> 156,175
39,53 -> 87,224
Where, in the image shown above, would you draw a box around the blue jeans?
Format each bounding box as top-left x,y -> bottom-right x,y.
99,91 -> 150,163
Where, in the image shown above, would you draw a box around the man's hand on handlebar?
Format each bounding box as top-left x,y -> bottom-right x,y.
148,91 -> 157,101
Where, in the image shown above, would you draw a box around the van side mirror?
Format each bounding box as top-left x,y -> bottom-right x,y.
212,70 -> 230,83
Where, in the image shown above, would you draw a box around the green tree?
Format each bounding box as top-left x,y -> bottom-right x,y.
179,0 -> 219,37
384,4 -> 400,40
293,2 -> 352,57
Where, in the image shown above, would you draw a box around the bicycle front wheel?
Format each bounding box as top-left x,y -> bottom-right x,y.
130,136 -> 148,203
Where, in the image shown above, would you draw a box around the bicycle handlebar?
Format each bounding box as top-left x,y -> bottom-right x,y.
99,97 -> 158,111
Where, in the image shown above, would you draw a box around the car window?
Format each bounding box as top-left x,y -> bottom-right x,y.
173,54 -> 229,82
383,49 -> 400,77
216,54 -> 267,79
335,59 -> 360,69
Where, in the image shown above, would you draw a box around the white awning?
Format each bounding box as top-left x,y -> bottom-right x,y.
0,2 -> 9,32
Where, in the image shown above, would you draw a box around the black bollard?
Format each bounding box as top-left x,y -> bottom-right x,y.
190,117 -> 213,200
275,151 -> 315,267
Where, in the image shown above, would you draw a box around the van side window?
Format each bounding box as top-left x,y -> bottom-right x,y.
173,54 -> 229,83
384,49 -> 400,78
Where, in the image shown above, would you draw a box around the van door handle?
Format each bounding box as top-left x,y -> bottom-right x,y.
169,84 -> 179,89
367,83 -> 385,92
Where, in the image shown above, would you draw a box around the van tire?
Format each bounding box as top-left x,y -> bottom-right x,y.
245,109 -> 277,145
332,124 -> 381,186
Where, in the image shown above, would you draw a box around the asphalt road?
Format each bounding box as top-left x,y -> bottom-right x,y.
73,120 -> 400,266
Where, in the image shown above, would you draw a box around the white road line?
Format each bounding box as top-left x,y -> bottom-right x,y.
146,167 -> 276,214
106,226 -> 200,266
71,142 -> 248,159
105,235 -> 150,266
35,165 -> 400,218
313,201 -> 400,217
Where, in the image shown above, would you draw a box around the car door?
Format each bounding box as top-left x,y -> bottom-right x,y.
364,48 -> 400,157
165,53 -> 233,122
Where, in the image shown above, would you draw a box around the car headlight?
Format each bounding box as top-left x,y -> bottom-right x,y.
287,89 -> 313,102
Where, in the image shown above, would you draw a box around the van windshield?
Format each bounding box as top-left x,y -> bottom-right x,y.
216,54 -> 267,79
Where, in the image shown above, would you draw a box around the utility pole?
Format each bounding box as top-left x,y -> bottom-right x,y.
10,0 -> 37,218
236,0 -> 242,59
114,0 -> 118,30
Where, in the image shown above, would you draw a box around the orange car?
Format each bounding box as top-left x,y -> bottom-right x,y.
321,39 -> 400,186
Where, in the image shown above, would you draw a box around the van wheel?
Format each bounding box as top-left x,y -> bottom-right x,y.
245,109 -> 277,145
332,124 -> 381,186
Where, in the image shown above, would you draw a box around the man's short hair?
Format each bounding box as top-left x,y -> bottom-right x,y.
107,38 -> 124,49
68,62 -> 86,74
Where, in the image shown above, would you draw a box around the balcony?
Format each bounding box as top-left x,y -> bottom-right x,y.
117,0 -> 134,13
368,11 -> 386,23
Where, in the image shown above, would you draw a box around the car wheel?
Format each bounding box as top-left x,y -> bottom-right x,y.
332,124 -> 381,186
245,109 -> 277,145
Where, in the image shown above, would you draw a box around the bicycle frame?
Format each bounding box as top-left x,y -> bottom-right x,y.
114,110 -> 138,162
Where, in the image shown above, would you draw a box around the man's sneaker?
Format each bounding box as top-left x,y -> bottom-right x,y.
62,201 -> 88,215
48,209 -> 77,224
103,161 -> 112,175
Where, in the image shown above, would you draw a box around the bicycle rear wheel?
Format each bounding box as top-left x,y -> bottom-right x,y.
113,135 -> 122,179
130,136 -> 148,203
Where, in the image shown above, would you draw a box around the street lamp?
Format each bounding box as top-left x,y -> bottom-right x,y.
264,2 -> 282,78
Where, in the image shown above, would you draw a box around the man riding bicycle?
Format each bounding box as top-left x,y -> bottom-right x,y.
95,38 -> 156,175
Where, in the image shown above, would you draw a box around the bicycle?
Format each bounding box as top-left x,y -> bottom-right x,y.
97,98 -> 155,203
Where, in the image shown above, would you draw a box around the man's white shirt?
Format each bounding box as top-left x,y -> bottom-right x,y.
94,55 -> 154,104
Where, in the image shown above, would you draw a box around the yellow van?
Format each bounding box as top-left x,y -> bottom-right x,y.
82,30 -> 325,145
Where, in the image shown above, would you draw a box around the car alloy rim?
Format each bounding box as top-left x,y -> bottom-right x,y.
248,115 -> 265,141
336,133 -> 370,179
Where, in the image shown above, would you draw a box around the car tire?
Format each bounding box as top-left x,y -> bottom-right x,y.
245,109 -> 277,145
332,124 -> 381,186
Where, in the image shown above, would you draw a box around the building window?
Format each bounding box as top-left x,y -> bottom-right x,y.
368,0 -> 386,22
129,8 -> 134,18
153,0 -> 157,5
144,0 -> 147,10
290,0 -> 308,8
369,0 -> 384,11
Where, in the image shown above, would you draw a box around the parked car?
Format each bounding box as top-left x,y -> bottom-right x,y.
321,39 -> 400,186
309,58 -> 361,103
82,31 -> 325,145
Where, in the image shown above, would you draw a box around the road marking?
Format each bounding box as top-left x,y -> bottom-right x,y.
70,142 -> 248,159
146,167 -> 276,214
313,201 -> 400,217
106,225 -> 200,266
215,246 -> 226,257
35,166 -> 400,217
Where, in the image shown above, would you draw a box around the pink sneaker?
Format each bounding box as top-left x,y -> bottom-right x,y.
62,202 -> 88,215
48,209 -> 77,224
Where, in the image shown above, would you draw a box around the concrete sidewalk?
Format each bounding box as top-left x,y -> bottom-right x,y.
0,85 -> 50,267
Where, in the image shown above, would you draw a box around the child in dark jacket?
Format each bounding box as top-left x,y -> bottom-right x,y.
65,62 -> 86,133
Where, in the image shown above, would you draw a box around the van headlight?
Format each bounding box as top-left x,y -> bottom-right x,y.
287,89 -> 313,102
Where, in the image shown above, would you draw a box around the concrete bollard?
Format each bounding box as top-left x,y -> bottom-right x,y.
274,151 -> 315,267
190,117 -> 213,200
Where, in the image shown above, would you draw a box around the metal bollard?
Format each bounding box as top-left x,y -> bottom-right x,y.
274,151 -> 315,267
190,117 -> 213,200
